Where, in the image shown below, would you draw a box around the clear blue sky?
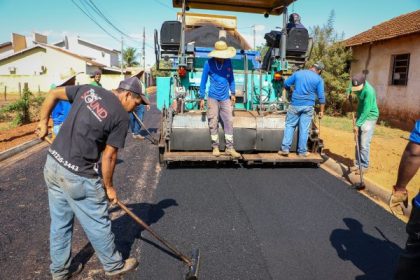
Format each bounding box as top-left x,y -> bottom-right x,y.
0,0 -> 418,66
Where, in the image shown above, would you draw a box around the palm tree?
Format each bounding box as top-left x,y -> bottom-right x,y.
123,47 -> 140,67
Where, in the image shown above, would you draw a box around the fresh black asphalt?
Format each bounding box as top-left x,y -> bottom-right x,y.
131,166 -> 406,280
0,97 -> 407,280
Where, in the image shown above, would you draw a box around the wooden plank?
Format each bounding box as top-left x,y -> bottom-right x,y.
164,151 -> 323,163
164,151 -> 236,161
242,153 -> 323,163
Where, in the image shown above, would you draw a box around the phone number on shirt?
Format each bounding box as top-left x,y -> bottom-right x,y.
49,148 -> 80,172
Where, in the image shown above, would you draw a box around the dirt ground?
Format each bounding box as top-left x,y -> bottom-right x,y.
0,122 -> 41,152
321,124 -> 419,200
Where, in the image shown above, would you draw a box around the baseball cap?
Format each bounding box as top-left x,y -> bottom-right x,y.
351,73 -> 365,92
118,76 -> 150,105
90,70 -> 102,78
313,61 -> 325,71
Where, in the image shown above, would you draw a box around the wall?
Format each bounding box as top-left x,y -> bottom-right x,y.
350,33 -> 420,127
66,37 -> 119,69
0,48 -> 45,75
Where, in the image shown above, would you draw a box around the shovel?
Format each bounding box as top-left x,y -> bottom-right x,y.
117,200 -> 200,280
132,112 -> 158,145
351,112 -> 366,190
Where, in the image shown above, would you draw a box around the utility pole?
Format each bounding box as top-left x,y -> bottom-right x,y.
121,36 -> 124,76
252,25 -> 256,50
142,27 -> 146,85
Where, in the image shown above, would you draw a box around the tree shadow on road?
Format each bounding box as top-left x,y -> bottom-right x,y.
330,218 -> 402,279
72,199 -> 179,266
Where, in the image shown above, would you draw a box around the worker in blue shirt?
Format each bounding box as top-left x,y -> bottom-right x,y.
199,40 -> 241,158
280,62 -> 326,157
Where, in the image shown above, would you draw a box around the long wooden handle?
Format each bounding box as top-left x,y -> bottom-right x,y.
44,137 -> 53,144
116,200 -> 192,266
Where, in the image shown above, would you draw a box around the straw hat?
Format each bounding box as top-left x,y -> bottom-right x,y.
208,40 -> 236,59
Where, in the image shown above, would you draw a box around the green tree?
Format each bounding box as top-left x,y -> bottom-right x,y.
123,47 -> 140,67
307,10 -> 352,115
151,60 -> 172,78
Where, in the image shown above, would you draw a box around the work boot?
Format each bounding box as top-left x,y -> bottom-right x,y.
389,187 -> 408,216
278,150 -> 289,157
52,262 -> 83,280
105,258 -> 138,276
212,147 -> 221,157
298,152 -> 311,158
226,148 -> 241,159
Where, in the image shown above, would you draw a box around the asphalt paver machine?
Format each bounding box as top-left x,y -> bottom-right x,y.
155,0 -> 323,165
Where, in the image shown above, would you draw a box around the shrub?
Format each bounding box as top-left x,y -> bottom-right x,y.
0,86 -> 45,126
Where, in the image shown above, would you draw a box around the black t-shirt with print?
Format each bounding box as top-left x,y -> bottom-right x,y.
49,85 -> 129,178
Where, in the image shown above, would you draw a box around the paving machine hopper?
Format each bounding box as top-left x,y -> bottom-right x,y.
155,0 -> 323,165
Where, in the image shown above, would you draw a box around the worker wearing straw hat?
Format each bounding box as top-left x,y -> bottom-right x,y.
199,40 -> 241,158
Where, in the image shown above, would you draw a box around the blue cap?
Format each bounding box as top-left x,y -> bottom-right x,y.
118,76 -> 150,105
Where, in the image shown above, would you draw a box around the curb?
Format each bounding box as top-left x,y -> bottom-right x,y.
0,138 -> 43,162
321,155 -> 412,218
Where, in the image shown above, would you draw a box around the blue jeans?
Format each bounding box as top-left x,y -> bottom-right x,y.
355,119 -> 377,169
130,105 -> 145,135
281,105 -> 314,154
43,156 -> 123,278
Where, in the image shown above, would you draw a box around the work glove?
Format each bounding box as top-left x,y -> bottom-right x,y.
389,186 -> 408,216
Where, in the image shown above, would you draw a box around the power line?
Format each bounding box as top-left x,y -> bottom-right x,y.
85,0 -> 137,41
82,0 -> 155,50
71,0 -> 120,42
72,0 -> 156,53
153,0 -> 173,10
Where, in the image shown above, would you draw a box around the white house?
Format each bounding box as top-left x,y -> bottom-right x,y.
54,36 -> 121,69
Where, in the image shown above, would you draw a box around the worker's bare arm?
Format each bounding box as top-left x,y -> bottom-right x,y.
395,142 -> 420,191
36,87 -> 68,139
102,144 -> 119,204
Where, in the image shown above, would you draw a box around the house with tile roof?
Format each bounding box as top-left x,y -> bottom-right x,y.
344,10 -> 420,127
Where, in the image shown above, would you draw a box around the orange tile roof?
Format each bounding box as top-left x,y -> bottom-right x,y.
344,10 -> 420,47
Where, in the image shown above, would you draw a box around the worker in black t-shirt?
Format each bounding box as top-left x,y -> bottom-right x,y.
36,76 -> 149,279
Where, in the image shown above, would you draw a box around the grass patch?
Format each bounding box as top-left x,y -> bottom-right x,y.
321,115 -> 410,140
0,122 -> 12,131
